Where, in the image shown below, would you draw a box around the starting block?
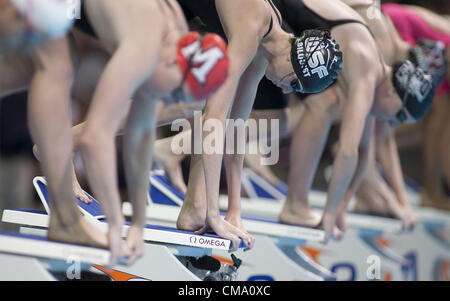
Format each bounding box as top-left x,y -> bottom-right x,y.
1,177 -> 246,281
236,169 -> 450,280
0,231 -> 110,281
122,171 -> 336,281
243,168 -> 450,225
384,221 -> 450,280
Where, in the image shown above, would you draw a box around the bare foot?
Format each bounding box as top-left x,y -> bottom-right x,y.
225,212 -> 255,250
421,189 -> 450,211
355,179 -> 418,228
278,201 -> 322,228
354,185 -> 388,215
73,177 -> 91,204
122,225 -> 144,266
47,214 -> 108,249
154,138 -> 187,194
176,200 -> 207,232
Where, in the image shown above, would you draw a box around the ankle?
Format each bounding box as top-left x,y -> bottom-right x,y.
285,198 -> 311,213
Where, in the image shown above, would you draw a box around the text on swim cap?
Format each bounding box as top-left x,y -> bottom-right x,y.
181,42 -> 224,85
297,37 -> 329,79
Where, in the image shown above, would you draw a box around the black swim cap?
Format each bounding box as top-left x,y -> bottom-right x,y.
290,29 -> 343,94
392,60 -> 435,121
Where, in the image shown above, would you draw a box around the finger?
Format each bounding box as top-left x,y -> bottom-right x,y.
334,227 -> 344,241
247,234 -> 256,249
120,244 -> 132,265
226,222 -> 250,245
228,234 -> 240,252
242,233 -> 254,250
125,240 -> 144,265
322,230 -> 330,245
126,249 -> 137,266
108,247 -> 120,267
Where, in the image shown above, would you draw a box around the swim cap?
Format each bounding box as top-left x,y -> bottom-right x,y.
290,29 -> 343,94
409,39 -> 447,87
176,32 -> 229,101
392,60 -> 435,121
11,0 -> 74,39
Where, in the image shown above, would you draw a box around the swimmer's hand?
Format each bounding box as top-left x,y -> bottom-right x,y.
121,225 -> 144,266
195,214 -> 253,252
107,224 -> 124,267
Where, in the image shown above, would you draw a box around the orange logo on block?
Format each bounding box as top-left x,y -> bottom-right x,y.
211,255 -> 234,266
439,260 -> 449,281
92,265 -> 149,281
383,272 -> 392,281
374,237 -> 389,248
300,246 -> 323,264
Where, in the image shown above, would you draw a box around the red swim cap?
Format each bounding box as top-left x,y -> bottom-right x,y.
176,32 -> 229,101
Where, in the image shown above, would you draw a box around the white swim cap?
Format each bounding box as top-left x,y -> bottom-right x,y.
10,0 -> 75,39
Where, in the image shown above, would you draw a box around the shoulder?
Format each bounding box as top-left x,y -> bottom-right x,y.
217,0 -> 272,39
341,27 -> 382,75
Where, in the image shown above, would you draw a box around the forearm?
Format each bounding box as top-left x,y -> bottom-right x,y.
202,109 -> 227,219
202,76 -> 240,220
123,129 -> 155,227
123,94 -> 160,227
224,152 -> 245,214
327,149 -> 359,217
341,120 -> 375,209
376,125 -> 408,205
341,145 -> 370,211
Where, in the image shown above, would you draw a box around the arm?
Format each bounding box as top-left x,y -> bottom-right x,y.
223,53 -> 267,231
339,117 -> 375,212
122,91 -> 161,264
196,1 -> 271,250
374,120 -> 409,206
323,49 -> 377,241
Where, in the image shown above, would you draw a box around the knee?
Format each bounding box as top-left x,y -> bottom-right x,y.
322,87 -> 340,115
306,86 -> 340,118
78,127 -> 105,156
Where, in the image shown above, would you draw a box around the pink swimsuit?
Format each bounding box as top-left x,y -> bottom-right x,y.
382,3 -> 450,96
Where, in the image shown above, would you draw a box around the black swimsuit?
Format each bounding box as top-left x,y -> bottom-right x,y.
274,0 -> 369,33
177,0 -> 281,41
264,0 -> 282,38
74,0 -> 98,38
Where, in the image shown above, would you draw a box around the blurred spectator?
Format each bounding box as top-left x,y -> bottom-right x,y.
381,0 -> 450,14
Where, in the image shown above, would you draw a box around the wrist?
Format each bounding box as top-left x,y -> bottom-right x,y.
130,222 -> 145,231
131,217 -> 146,228
108,214 -> 125,228
206,210 -> 220,222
